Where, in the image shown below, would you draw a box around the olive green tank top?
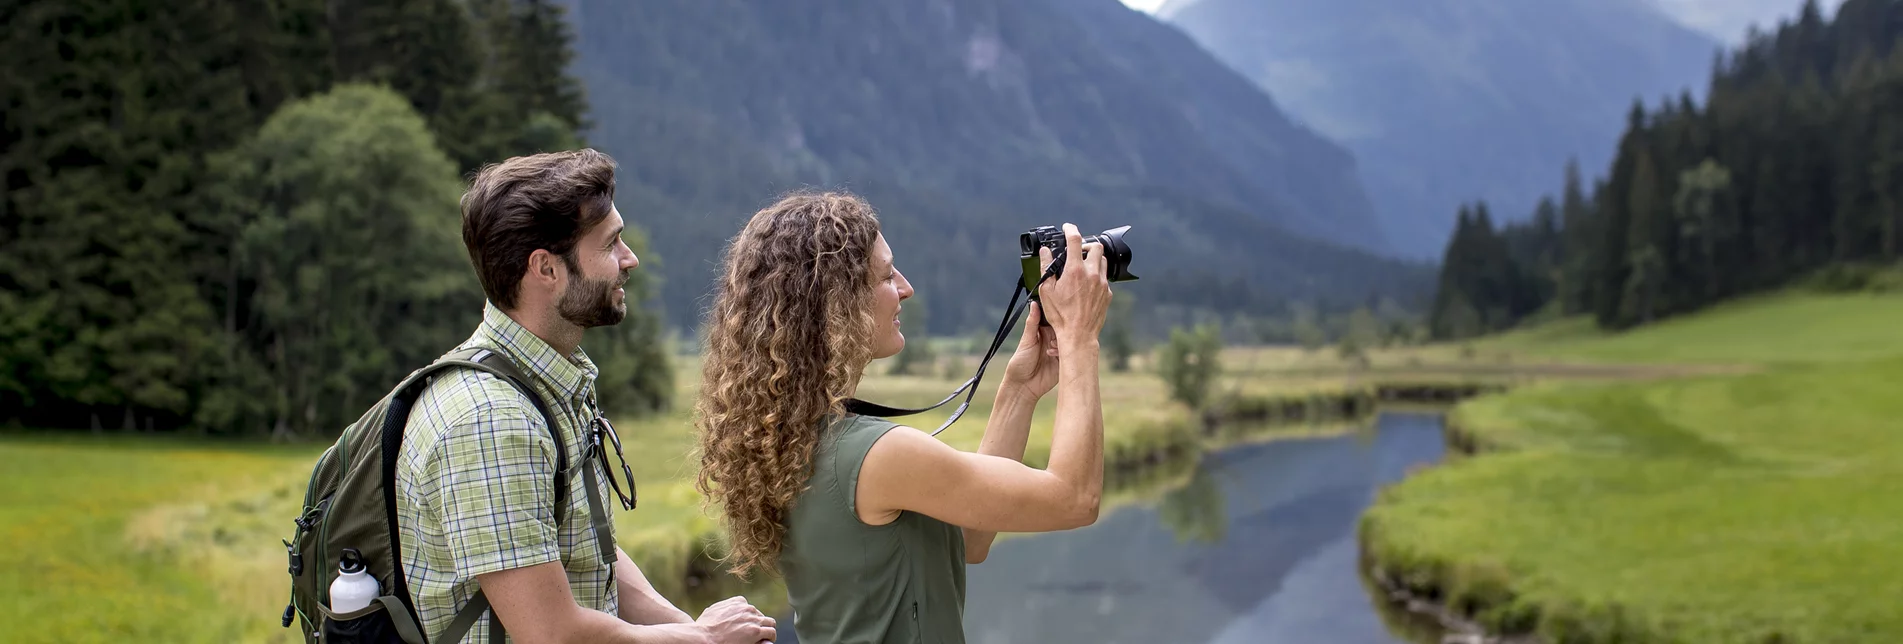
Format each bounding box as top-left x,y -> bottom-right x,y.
779,413 -> 968,644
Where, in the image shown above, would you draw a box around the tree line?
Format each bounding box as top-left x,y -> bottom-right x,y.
0,0 -> 670,438
1430,0 -> 1903,338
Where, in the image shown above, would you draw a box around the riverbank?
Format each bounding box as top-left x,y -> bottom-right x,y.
660,368 -> 1499,616
0,342 -> 1513,642
1359,292 -> 1903,643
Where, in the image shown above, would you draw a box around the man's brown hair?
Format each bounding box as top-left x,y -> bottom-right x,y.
459,148 -> 618,309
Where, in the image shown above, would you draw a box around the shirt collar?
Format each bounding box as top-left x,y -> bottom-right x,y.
474,301 -> 598,408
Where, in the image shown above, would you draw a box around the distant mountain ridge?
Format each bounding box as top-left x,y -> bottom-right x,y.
558,0 -> 1427,333
1156,0 -> 1721,258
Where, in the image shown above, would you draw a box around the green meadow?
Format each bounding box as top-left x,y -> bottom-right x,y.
0,436 -> 317,642
13,291 -> 1893,643
1363,291 -> 1903,642
0,343 -> 1386,643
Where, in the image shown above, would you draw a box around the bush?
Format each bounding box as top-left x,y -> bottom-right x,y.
1802,261 -> 1903,294
1156,323 -> 1222,410
888,298 -> 935,375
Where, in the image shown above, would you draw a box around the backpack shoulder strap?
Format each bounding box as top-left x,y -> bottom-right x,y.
427,346 -> 571,522
396,346 -> 574,644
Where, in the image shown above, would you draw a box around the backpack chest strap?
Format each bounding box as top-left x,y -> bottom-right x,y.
577,449 -> 618,568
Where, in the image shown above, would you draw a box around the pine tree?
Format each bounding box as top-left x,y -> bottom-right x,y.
1592,103 -> 1646,327
1559,159 -> 1597,314
1622,149 -> 1669,325
1870,48 -> 1903,260
0,0 -> 262,430
1428,208 -> 1475,339
1673,159 -> 1734,303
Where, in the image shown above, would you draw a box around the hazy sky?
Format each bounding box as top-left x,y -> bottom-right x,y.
1120,0 -> 1849,45
1652,0 -> 1847,43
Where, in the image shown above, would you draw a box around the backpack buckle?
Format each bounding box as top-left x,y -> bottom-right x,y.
284,539 -> 303,576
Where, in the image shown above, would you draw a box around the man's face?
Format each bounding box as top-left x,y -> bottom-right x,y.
558,205 -> 640,329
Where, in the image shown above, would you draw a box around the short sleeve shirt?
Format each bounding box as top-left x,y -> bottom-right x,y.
394,302 -> 620,642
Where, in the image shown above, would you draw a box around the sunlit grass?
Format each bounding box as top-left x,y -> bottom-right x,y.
1363,291 -> 1903,642
0,434 -> 314,643
1475,291 -> 1903,367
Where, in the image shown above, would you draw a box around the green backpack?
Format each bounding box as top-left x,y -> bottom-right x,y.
280,345 -> 614,643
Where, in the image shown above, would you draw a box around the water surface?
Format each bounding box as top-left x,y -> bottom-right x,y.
779,412 -> 1448,643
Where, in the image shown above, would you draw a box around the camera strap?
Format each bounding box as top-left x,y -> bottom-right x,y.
845,264 -> 1059,435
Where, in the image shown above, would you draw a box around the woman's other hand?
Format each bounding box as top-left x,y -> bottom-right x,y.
1000,302 -> 1059,401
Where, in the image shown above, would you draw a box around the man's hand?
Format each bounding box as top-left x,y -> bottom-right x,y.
695,596 -> 777,644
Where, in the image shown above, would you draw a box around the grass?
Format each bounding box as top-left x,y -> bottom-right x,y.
1362,291 -> 1903,642
0,434 -> 316,643
22,291 -> 1891,643
0,340 -> 1426,643
1476,291 -> 1903,367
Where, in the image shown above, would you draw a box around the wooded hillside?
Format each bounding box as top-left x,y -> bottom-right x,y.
1430,0 -> 1903,338
0,0 -> 670,436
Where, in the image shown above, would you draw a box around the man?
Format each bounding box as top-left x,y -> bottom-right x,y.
395,149 -> 777,643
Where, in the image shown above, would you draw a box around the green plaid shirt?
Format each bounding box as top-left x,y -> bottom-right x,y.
395,302 -> 619,642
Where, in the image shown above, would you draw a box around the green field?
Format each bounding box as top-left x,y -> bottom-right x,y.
20,289 -> 1880,644
0,436 -> 316,642
1363,292 -> 1903,642
1476,291 -> 1903,367
0,342 -> 1394,643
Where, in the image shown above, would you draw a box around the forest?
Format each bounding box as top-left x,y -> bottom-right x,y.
2,0 -> 1441,438
0,0 -> 671,437
1428,0 -> 1903,339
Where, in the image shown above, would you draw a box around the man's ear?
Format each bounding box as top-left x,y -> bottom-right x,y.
525,248 -> 565,288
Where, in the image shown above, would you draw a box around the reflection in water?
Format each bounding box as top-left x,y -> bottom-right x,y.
1158,461 -> 1226,545
776,412 -> 1448,644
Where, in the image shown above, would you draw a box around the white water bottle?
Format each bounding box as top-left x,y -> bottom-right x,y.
329,548 -> 381,614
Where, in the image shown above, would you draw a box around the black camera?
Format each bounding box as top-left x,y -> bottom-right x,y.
1019,225 -> 1137,296
843,225 -> 1137,433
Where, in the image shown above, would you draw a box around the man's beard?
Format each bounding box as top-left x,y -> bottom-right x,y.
558,269 -> 628,329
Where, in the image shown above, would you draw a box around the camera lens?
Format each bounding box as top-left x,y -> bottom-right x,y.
1091,226 -> 1136,282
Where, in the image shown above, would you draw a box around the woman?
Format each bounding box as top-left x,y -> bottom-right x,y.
693,191 -> 1112,644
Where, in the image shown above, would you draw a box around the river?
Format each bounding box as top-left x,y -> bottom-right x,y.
776,411 -> 1449,643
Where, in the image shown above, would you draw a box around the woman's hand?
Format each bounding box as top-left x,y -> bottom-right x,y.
1000,302 -> 1060,401
1037,224 -> 1113,347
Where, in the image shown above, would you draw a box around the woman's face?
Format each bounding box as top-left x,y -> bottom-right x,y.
868,233 -> 914,360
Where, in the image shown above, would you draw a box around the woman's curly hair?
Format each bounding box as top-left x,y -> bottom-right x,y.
693,190 -> 883,578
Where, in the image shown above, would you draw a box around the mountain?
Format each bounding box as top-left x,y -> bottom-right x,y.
1653,0 -> 1851,43
1155,0 -> 1721,258
557,0 -> 1424,334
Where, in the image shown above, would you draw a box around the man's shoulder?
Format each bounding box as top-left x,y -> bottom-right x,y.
408,364 -> 551,445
